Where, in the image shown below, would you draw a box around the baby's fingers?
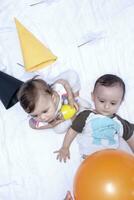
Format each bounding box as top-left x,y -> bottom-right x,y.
63,154 -> 70,163
74,102 -> 79,111
53,150 -> 59,154
56,152 -> 68,162
57,153 -> 64,162
68,95 -> 75,107
67,154 -> 70,160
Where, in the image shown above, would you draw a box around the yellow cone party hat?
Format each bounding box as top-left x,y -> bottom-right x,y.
15,18 -> 57,72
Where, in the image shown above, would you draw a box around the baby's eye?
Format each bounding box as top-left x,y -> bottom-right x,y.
43,110 -> 47,114
111,102 -> 116,105
31,114 -> 37,118
99,100 -> 104,103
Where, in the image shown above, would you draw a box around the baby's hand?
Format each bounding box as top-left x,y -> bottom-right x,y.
67,95 -> 75,108
54,147 -> 70,162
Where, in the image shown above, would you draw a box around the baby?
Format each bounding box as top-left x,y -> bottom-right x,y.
55,74 -> 134,161
17,70 -> 90,133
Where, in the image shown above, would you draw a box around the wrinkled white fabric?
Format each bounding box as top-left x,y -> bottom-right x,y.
0,0 -> 134,199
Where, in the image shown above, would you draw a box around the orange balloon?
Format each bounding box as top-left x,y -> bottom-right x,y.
73,150 -> 134,200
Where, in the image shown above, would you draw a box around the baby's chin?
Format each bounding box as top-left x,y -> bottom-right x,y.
100,112 -> 113,117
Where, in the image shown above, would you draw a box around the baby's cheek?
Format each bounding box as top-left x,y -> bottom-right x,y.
40,114 -> 47,120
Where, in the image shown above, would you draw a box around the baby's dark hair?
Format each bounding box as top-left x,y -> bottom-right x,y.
17,76 -> 53,113
93,74 -> 126,100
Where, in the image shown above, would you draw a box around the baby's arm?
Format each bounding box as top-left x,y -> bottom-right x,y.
54,128 -> 77,162
127,134 -> 134,153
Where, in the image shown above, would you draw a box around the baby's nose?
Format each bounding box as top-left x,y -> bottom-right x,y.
40,113 -> 47,121
104,103 -> 110,109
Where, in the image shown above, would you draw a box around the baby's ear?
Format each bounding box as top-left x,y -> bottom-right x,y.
91,92 -> 94,101
52,93 -> 56,102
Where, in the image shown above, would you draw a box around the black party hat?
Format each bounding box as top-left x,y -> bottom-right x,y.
0,71 -> 24,109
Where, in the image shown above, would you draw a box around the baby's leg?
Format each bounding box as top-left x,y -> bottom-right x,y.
52,70 -> 81,95
61,70 -> 91,110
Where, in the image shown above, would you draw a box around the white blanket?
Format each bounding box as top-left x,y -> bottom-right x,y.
0,0 -> 134,199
